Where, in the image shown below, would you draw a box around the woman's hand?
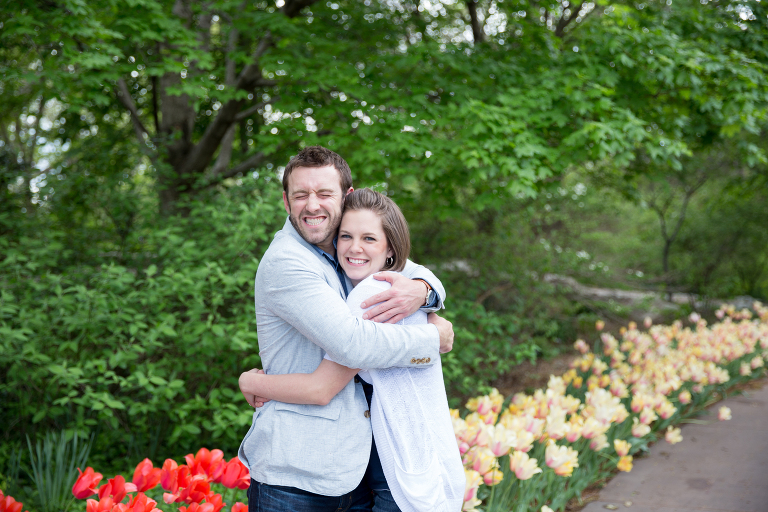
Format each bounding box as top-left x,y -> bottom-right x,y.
240,368 -> 271,408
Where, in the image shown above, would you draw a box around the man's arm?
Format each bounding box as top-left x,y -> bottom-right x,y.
360,259 -> 446,324
260,251 -> 449,370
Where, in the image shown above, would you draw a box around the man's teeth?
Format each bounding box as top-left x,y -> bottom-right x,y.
348,258 -> 367,265
305,217 -> 324,226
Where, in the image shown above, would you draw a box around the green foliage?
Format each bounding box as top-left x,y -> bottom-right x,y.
0,180 -> 284,472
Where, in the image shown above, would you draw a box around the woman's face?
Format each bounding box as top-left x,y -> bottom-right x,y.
337,209 -> 393,287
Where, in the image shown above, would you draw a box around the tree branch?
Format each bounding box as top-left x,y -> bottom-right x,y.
235,97 -> 280,122
212,22 -> 241,176
554,1 -> 584,38
179,32 -> 275,179
117,78 -> 149,142
201,148 -> 274,190
281,0 -> 318,18
25,94 -> 46,165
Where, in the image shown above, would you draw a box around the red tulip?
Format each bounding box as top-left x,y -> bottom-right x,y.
177,465 -> 191,488
206,493 -> 226,512
185,448 -> 225,480
126,492 -> 161,512
132,459 -> 162,492
98,474 -> 138,503
160,459 -> 180,493
231,503 -> 247,512
219,458 -> 249,490
0,493 -> 25,512
86,497 -> 113,512
179,475 -> 212,504
179,504 -> 214,512
164,474 -> 211,505
73,467 -> 104,499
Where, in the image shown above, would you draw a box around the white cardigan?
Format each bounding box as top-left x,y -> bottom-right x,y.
329,275 -> 465,512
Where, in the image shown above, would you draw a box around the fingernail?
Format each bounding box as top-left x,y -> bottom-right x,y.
363,313 -> 368,319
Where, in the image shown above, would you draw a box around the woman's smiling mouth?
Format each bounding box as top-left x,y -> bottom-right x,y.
346,257 -> 368,266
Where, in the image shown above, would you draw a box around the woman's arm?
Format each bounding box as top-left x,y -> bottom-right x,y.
239,360 -> 359,407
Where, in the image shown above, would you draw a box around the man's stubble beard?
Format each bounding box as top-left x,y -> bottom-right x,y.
287,205 -> 342,250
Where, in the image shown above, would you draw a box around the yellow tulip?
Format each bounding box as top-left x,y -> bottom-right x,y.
617,455 -> 633,472
544,439 -> 579,477
665,426 -> 683,444
613,439 -> 630,457
509,450 -> 542,480
483,469 -> 504,486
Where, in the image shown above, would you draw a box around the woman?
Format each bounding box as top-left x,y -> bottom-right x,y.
239,188 -> 465,512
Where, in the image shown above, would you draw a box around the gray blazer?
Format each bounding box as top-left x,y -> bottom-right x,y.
238,218 -> 446,496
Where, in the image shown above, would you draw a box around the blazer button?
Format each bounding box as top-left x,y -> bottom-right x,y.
364,410 -> 370,418
410,358 -> 417,364
426,357 -> 431,363
354,376 -> 360,383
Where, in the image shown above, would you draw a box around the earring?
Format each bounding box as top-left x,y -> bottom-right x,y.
385,257 -> 394,267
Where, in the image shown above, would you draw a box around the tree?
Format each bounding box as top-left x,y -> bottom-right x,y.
3,0 -> 765,222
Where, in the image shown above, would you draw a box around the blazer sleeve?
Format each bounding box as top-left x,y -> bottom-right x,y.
260,250 -> 440,370
400,259 -> 446,312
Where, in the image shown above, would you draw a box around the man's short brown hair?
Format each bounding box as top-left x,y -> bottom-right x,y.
342,188 -> 410,272
282,146 -> 353,194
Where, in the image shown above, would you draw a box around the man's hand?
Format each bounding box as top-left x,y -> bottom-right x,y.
428,313 -> 454,354
240,368 -> 271,408
360,272 -> 429,324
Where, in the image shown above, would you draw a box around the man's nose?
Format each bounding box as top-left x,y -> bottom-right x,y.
306,193 -> 320,211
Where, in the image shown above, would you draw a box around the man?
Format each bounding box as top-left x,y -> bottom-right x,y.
238,146 -> 454,511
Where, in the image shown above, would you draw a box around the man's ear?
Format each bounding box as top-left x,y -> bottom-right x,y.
282,191 -> 292,215
345,187 -> 354,196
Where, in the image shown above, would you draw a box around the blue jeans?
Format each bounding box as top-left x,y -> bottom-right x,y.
247,479 -> 374,512
372,490 -> 401,512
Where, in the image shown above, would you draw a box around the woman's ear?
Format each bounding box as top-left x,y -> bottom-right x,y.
387,246 -> 394,259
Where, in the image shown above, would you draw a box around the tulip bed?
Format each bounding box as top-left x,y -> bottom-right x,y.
4,304 -> 766,512
69,449 -> 249,512
456,303 -> 768,511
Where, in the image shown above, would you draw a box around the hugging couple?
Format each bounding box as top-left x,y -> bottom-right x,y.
237,146 -> 465,511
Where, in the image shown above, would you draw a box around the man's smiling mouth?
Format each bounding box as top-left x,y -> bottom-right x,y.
303,216 -> 325,226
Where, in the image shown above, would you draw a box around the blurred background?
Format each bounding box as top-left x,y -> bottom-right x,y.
1,0 -> 766,479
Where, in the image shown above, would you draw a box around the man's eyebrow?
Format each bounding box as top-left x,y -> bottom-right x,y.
290,188 -> 337,196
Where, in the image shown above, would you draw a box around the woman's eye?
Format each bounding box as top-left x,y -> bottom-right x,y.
339,234 -> 351,239
364,237 -> 376,242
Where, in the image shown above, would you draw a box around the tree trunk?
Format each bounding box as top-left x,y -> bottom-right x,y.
466,0 -> 485,44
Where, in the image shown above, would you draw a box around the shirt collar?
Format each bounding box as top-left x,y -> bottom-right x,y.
312,237 -> 339,266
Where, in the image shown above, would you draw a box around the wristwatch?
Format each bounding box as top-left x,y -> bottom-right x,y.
417,279 -> 435,306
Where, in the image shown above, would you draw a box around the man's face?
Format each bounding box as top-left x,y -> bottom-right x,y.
283,165 -> 352,253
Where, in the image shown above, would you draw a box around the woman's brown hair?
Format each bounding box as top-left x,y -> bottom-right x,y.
342,188 -> 410,272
